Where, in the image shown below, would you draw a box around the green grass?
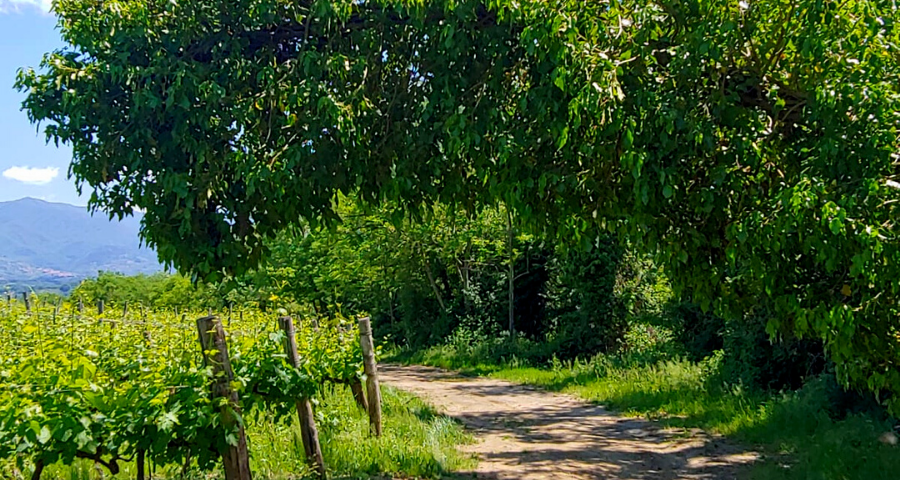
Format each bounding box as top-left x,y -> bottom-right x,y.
391,344 -> 900,480
16,385 -> 475,480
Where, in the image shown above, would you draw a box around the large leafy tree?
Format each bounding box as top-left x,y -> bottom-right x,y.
18,0 -> 900,408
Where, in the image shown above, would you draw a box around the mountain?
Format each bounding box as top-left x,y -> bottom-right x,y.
0,198 -> 161,292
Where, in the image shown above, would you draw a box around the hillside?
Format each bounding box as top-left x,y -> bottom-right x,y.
0,198 -> 161,292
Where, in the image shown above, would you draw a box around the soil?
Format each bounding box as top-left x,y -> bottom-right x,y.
380,364 -> 759,480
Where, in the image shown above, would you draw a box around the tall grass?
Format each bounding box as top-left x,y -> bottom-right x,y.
392,339 -> 900,480
15,385 -> 474,480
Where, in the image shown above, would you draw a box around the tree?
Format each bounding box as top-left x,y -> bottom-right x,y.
71,271 -> 212,309
18,0 -> 900,409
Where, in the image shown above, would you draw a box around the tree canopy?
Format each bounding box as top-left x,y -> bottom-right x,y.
17,0 -> 900,408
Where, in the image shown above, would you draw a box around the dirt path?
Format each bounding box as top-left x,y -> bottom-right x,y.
380,365 -> 758,480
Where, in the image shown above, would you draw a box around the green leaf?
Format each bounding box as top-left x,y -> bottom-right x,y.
37,426 -> 51,445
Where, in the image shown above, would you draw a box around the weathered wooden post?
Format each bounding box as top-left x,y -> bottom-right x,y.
277,316 -> 326,477
358,317 -> 383,437
23,292 -> 31,316
196,316 -> 252,480
123,301 -> 129,318
350,379 -> 368,412
98,300 -> 104,316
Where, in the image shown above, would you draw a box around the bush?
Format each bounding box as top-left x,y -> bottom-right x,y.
668,302 -> 724,361
545,237 -> 628,359
717,309 -> 828,391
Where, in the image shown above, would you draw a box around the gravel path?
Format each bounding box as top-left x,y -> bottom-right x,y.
380,364 -> 758,480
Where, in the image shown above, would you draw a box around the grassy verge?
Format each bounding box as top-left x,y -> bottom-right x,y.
390,344 -> 900,480
26,385 -> 475,480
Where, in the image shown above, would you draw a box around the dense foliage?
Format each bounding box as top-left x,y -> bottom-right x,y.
70,272 -> 208,309
17,0 -> 900,410
240,199 -> 665,358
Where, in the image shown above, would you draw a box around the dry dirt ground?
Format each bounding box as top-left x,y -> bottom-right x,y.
380,364 -> 759,480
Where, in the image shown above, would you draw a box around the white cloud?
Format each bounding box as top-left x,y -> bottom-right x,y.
0,0 -> 53,14
2,166 -> 59,185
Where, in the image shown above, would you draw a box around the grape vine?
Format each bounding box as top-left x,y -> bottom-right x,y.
0,297 -> 366,478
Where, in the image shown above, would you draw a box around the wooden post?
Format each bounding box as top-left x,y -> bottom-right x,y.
196,316 -> 252,480
350,379 -> 368,412
23,292 -> 31,316
98,300 -> 104,316
123,301 -> 129,318
277,316 -> 326,477
5,292 -> 10,312
77,298 -> 84,314
358,317 -> 382,437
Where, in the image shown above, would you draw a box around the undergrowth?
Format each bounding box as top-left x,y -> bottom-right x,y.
389,331 -> 900,480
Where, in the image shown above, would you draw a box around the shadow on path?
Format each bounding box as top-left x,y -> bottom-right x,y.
380,364 -> 758,480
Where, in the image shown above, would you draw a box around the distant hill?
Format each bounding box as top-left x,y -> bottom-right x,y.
0,198 -> 161,292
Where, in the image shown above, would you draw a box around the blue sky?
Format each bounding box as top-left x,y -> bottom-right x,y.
0,0 -> 81,205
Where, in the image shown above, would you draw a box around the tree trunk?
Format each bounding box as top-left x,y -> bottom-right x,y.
137,450 -> 145,480
422,254 -> 448,313
31,460 -> 44,480
506,207 -> 515,336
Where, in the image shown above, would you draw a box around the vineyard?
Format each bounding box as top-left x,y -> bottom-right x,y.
0,294 -> 394,480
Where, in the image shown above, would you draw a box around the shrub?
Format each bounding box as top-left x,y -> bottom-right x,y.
545,237 -> 628,359
717,309 -> 828,391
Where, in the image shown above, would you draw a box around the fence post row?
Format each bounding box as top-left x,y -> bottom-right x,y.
277,316 -> 326,478
358,317 -> 383,437
196,315 -> 252,480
